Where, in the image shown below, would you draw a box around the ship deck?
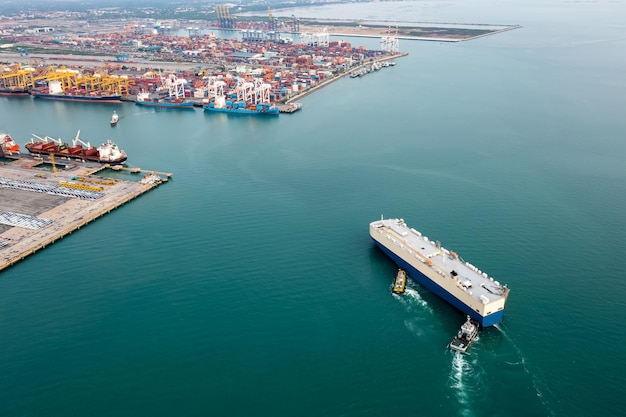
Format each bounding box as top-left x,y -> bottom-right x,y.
370,218 -> 508,305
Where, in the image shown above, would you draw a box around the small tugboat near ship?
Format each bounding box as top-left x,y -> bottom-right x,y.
392,269 -> 407,294
449,316 -> 480,353
25,130 -> 127,164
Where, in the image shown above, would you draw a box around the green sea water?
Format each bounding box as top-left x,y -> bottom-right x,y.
1,1 -> 625,416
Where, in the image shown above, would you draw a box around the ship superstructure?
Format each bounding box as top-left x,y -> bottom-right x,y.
0,133 -> 20,155
369,218 -> 509,327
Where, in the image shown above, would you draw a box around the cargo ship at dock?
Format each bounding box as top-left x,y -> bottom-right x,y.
370,218 -> 510,327
0,87 -> 30,97
135,74 -> 194,109
0,133 -> 20,156
203,79 -> 279,116
135,92 -> 194,109
203,102 -> 279,116
31,81 -> 121,104
25,130 -> 127,164
203,95 -> 279,116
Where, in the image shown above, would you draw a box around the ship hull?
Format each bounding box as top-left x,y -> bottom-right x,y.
25,146 -> 127,165
0,89 -> 30,97
203,105 -> 279,116
136,101 -> 194,109
32,93 -> 122,103
371,238 -> 504,327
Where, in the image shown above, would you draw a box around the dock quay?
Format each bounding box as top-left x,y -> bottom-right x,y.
0,155 -> 171,272
90,163 -> 173,178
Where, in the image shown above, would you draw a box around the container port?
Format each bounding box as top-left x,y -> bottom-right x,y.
0,154 -> 171,272
0,14 -> 407,112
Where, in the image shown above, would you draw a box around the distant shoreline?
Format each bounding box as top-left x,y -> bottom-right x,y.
296,22 -> 522,42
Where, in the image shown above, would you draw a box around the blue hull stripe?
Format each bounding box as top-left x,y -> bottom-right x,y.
373,239 -> 504,327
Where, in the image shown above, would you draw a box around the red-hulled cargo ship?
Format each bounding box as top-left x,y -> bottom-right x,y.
25,130 -> 127,164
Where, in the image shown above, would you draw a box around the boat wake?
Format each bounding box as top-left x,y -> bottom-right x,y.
448,352 -> 482,417
393,285 -> 434,337
494,324 -> 557,417
399,285 -> 433,314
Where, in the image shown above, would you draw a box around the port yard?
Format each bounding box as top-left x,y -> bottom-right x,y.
0,16 -> 406,109
0,12 -> 504,270
0,155 -> 170,272
0,10 -> 520,109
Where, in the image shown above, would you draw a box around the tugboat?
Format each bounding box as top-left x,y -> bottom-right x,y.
110,111 -> 119,127
392,269 -> 407,294
449,316 -> 480,353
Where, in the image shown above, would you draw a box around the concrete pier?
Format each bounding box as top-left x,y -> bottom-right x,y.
0,155 -> 170,272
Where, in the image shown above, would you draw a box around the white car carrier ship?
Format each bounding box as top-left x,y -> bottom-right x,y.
369,217 -> 510,327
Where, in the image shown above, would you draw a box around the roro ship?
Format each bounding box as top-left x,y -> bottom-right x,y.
25,130 -> 127,164
370,218 -> 510,327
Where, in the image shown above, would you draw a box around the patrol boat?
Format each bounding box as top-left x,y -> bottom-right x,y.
369,217 -> 510,327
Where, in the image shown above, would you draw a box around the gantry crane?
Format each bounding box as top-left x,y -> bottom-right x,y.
284,14 -> 300,33
268,6 -> 278,31
215,5 -> 236,29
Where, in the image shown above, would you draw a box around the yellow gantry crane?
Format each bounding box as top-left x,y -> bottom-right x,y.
0,63 -> 36,89
32,66 -> 78,90
267,6 -> 279,31
49,153 -> 57,177
100,74 -> 131,95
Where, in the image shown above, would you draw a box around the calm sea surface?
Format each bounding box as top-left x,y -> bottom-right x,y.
1,1 -> 625,416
